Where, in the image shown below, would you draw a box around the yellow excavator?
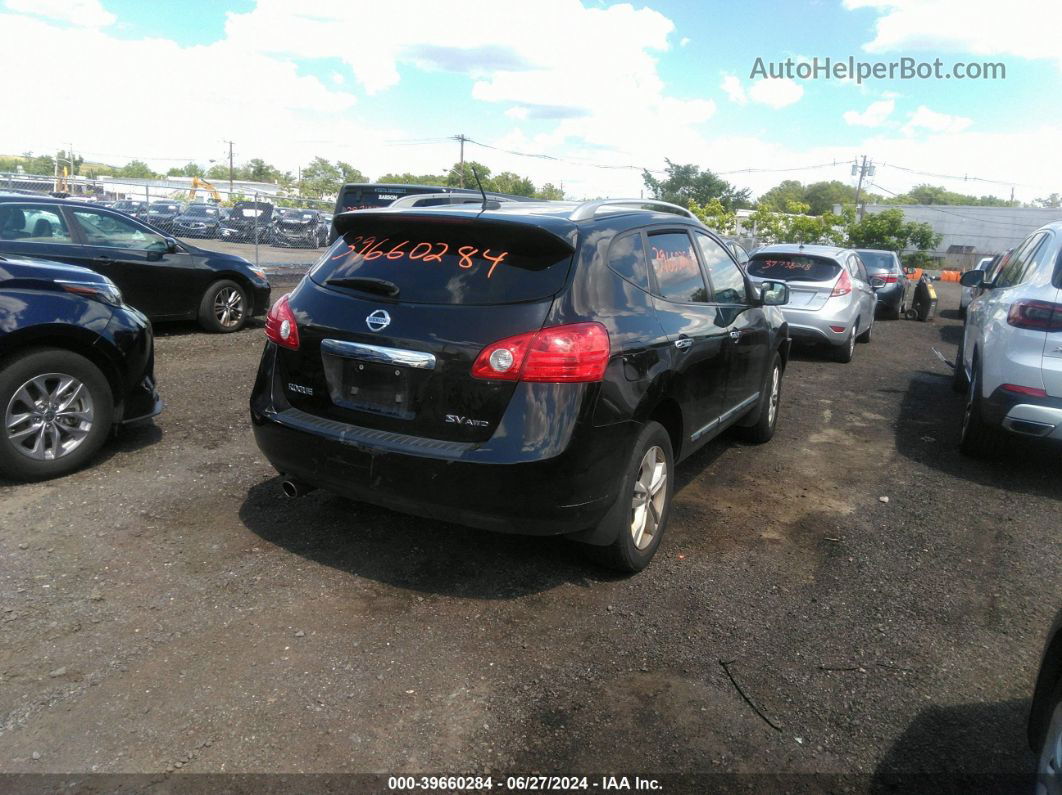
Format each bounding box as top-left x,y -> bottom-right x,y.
187,176 -> 222,203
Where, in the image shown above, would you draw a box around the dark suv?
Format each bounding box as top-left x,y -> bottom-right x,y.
0,254 -> 162,480
250,200 -> 791,571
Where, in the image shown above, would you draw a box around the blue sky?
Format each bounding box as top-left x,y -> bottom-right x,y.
2,0 -> 1059,200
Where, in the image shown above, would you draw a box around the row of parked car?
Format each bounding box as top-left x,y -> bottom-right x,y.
98,199 -> 333,247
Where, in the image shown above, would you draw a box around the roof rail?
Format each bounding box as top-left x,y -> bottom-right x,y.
568,199 -> 696,222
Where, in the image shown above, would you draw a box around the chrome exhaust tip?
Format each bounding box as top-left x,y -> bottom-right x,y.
281,479 -> 315,498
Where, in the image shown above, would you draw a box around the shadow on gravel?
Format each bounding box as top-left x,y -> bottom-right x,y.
870,697 -> 1035,794
153,317 -> 265,338
936,323 -> 963,346
238,478 -> 623,599
893,370 -> 1062,500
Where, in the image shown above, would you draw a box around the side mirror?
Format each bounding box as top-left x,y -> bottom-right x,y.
869,275 -> 886,289
759,280 -> 789,306
959,269 -> 984,288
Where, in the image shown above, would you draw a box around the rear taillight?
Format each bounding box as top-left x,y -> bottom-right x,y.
471,322 -> 611,383
881,274 -> 899,284
265,294 -> 300,350
831,270 -> 852,297
1007,300 -> 1062,332
1001,383 -> 1048,398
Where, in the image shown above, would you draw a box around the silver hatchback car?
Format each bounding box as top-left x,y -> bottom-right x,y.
746,244 -> 877,362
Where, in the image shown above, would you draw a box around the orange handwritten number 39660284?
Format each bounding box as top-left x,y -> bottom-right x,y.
330,237 -> 509,278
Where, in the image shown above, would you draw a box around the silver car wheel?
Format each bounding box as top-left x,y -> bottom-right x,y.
630,445 -> 667,550
767,365 -> 781,426
4,372 -> 95,461
214,287 -> 245,329
1038,700 -> 1062,795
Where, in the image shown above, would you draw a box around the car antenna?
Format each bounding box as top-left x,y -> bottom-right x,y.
471,166 -> 488,213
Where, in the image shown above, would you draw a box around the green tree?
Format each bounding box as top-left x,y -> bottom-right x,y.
492,171 -> 535,197
803,180 -> 858,215
244,158 -> 281,183
446,160 -> 493,190
1034,193 -> 1061,208
167,162 -> 205,178
757,180 -> 806,212
688,198 -> 736,235
642,159 -> 751,210
377,172 -> 447,185
336,161 -> 366,185
844,208 -> 941,251
300,157 -> 344,197
205,163 -> 230,181
116,160 -> 156,179
536,183 -> 565,201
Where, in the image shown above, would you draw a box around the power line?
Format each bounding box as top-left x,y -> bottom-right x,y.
880,162 -> 1053,191
867,182 -> 1043,229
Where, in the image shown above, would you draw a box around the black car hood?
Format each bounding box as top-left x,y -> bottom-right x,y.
174,214 -> 219,223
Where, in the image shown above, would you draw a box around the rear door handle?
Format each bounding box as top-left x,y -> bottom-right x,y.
674,338 -> 693,350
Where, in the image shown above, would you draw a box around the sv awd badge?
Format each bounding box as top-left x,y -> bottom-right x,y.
445,414 -> 489,428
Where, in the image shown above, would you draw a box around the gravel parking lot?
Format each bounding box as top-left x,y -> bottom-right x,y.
1,281 -> 1059,788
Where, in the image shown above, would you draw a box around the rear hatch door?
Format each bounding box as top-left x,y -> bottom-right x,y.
746,253 -> 841,311
278,211 -> 577,443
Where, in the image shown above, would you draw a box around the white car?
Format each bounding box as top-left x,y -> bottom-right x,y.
959,254 -> 998,317
955,222 -> 1062,456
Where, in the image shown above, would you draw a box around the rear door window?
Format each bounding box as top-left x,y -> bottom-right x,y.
311,217 -> 574,305
996,233 -> 1045,288
747,254 -> 841,282
648,231 -> 708,303
0,204 -> 72,243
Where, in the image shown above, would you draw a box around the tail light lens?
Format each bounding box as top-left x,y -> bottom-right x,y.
881,274 -> 899,284
472,322 -> 611,383
1007,300 -> 1062,332
831,270 -> 852,297
265,294 -> 300,350
1001,383 -> 1048,398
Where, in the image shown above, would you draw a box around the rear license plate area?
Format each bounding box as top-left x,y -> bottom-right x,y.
322,355 -> 415,420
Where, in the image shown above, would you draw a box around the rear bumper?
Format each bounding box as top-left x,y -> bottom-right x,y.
983,387 -> 1062,442
250,284 -> 272,317
874,284 -> 903,310
781,304 -> 856,346
249,346 -> 635,535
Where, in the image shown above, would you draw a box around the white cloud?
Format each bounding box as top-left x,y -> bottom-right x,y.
902,105 -> 972,134
330,72 -> 345,85
747,78 -> 804,108
843,0 -> 1057,65
720,74 -> 747,105
679,36 -> 690,47
4,0 -> 114,27
843,99 -> 895,127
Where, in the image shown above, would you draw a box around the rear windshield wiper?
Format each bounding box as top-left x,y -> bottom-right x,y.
325,276 -> 400,298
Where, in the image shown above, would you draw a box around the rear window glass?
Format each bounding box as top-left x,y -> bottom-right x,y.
607,231 -> 648,290
339,188 -> 419,212
856,251 -> 896,271
310,218 -> 574,305
747,254 -> 841,282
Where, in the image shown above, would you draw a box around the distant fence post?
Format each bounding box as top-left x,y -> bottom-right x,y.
253,191 -> 260,270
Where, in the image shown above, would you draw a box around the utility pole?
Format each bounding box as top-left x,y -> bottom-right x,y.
454,134 -> 467,188
224,140 -> 235,196
852,155 -> 875,221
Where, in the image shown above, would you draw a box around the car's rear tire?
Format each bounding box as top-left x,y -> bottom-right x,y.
832,329 -> 856,363
199,279 -> 248,333
585,421 -> 674,574
952,333 -> 969,393
0,348 -> 114,482
858,318 -> 873,343
735,353 -> 782,444
959,360 -> 1004,458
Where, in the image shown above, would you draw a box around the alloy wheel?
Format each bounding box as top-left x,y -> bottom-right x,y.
767,365 -> 781,427
630,445 -> 667,550
4,373 -> 95,461
214,287 -> 245,329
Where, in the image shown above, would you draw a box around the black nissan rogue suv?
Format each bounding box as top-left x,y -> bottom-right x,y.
250,199 -> 791,572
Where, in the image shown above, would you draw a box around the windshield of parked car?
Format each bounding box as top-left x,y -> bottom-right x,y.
747,254 -> 842,282
278,209 -> 314,220
151,203 -> 178,212
855,251 -> 896,271
186,205 -> 217,217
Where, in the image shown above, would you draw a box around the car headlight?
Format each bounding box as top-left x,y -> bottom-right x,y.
56,279 -> 123,307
